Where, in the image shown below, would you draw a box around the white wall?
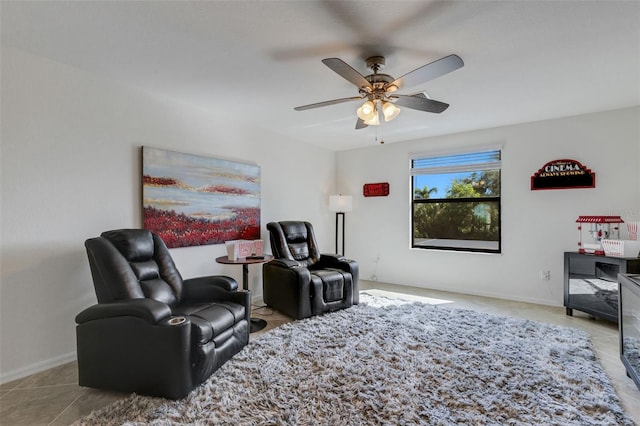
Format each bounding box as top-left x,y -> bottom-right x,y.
0,47 -> 336,382
3,45 -> 638,384
337,107 -> 640,306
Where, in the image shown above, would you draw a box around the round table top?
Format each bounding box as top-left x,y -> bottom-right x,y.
215,254 -> 274,265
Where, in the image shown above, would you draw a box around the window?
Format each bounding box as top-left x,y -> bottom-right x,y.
411,148 -> 501,253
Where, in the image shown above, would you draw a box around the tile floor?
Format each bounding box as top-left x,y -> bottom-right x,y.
1,281 -> 638,425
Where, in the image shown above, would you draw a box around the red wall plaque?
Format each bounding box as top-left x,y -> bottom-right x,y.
363,182 -> 389,197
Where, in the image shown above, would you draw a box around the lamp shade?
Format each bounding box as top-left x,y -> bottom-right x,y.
382,101 -> 401,122
363,111 -> 380,126
329,195 -> 353,212
356,101 -> 376,121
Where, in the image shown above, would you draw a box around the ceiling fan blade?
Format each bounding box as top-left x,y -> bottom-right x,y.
387,54 -> 464,90
294,96 -> 363,111
322,58 -> 373,90
355,117 -> 368,129
393,94 -> 449,113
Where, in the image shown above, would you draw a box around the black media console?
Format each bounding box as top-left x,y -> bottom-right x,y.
564,252 -> 640,323
618,273 -> 640,391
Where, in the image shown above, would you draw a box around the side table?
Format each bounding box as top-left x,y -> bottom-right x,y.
215,254 -> 274,333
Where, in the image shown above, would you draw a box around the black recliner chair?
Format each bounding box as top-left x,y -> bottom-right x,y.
263,221 -> 359,319
76,229 -> 250,400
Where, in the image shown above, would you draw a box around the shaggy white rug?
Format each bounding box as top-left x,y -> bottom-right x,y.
76,293 -> 633,425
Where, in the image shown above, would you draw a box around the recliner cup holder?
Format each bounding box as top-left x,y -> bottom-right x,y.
168,316 -> 186,326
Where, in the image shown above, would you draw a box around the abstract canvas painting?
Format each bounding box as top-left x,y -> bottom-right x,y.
142,146 -> 260,248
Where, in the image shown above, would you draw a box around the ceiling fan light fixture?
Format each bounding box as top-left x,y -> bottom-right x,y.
295,55 -> 463,133
356,100 -> 375,121
363,113 -> 380,126
362,100 -> 381,125
382,101 -> 401,122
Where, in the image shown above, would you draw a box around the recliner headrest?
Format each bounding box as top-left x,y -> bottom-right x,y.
280,221 -> 308,243
102,229 -> 154,262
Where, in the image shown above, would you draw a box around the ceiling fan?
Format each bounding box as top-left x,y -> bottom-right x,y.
294,54 -> 464,129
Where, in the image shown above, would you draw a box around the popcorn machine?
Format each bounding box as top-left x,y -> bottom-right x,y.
576,215 -> 623,255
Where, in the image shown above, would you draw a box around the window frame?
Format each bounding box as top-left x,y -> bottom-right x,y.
410,147 -> 502,254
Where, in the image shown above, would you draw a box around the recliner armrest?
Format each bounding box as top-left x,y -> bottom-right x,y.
263,260 -> 313,319
267,259 -> 301,269
183,275 -> 237,292
182,276 -> 249,306
320,253 -> 346,263
263,261 -> 311,284
320,253 -> 358,268
75,299 -> 171,325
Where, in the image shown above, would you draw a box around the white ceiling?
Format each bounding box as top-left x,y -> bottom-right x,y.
2,1 -> 639,151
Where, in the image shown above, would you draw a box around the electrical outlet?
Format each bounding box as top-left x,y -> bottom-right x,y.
540,270 -> 551,281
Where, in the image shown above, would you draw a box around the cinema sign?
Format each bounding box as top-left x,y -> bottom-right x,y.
531,159 -> 595,190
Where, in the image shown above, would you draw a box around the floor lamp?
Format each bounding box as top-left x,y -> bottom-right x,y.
329,195 -> 353,256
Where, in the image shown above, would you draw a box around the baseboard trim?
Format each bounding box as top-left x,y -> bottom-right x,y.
0,351 -> 77,385
359,279 -> 561,308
